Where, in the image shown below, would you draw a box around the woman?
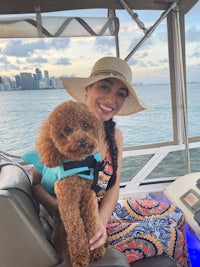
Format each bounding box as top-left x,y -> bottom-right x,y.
30,57 -> 190,266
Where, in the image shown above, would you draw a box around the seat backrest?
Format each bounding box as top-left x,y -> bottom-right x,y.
0,163 -> 61,267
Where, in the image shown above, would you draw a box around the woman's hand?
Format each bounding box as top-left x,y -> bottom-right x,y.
89,219 -> 107,251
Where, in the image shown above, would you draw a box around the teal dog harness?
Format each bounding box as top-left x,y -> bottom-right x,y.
22,150 -> 103,195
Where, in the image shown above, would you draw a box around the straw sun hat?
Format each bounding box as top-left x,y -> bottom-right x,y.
60,57 -> 149,116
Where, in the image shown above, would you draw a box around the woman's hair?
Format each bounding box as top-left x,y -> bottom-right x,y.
104,118 -> 118,189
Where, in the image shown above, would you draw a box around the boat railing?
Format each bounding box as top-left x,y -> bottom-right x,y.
120,141 -> 200,197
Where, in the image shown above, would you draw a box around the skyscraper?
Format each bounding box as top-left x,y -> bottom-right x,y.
35,68 -> 42,89
20,72 -> 33,89
44,70 -> 50,87
0,76 -> 4,90
15,75 -> 21,88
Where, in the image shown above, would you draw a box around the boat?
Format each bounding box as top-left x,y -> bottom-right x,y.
0,0 -> 199,266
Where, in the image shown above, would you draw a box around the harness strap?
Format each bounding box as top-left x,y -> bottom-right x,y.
91,160 -> 104,193
63,154 -> 96,170
63,154 -> 104,194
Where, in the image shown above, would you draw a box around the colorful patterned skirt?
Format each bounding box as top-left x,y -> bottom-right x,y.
106,199 -> 191,267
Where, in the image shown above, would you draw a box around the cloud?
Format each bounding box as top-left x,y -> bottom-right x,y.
0,55 -> 10,64
128,51 -> 168,69
0,38 -> 71,76
128,37 -> 153,53
2,40 -> 33,57
1,38 -> 71,58
0,56 -> 20,72
137,52 -> 149,58
94,37 -> 115,53
1,39 -> 48,57
190,50 -> 200,58
26,56 -> 49,64
48,38 -> 70,49
128,52 -> 149,65
154,30 -> 168,43
128,55 -> 149,68
186,26 -> 200,42
158,58 -> 168,64
128,57 -> 139,65
54,57 -> 71,65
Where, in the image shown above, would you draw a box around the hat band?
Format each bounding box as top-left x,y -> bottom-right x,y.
90,70 -> 126,81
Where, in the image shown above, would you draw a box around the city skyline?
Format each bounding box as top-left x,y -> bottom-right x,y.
0,3 -> 199,84
0,67 -> 63,90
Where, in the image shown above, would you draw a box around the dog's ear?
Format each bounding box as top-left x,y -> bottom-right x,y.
36,119 -> 62,167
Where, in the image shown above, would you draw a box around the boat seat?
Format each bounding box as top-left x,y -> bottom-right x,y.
130,256 -> 176,267
0,162 -> 129,267
0,161 -> 177,267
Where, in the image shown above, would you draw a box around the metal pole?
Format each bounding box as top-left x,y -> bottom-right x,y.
108,9 -> 120,57
35,5 -> 43,38
118,0 -> 147,33
124,2 -> 177,62
172,7 -> 191,173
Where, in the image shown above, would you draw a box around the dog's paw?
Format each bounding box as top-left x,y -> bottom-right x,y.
71,255 -> 90,267
90,245 -> 105,262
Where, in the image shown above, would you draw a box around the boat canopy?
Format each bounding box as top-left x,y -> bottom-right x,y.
0,16 -> 119,38
0,0 -> 197,15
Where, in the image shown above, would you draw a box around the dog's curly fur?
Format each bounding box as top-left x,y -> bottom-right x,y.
36,101 -> 105,267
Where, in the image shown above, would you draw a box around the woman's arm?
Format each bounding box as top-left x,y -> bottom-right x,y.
32,168 -> 58,217
89,127 -> 123,250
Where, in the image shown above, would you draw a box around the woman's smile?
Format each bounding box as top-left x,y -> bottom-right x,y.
86,78 -> 128,121
98,103 -> 113,114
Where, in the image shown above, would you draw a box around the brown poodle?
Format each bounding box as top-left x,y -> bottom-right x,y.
36,100 -> 105,267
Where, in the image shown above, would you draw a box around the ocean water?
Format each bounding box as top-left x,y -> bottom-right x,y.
0,83 -> 200,156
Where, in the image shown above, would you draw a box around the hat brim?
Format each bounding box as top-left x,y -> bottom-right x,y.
60,75 -> 149,116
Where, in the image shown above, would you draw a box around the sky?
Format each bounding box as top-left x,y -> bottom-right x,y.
0,1 -> 199,84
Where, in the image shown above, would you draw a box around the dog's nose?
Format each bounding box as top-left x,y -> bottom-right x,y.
78,139 -> 88,148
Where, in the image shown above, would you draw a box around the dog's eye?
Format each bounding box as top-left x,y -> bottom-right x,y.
82,122 -> 89,130
64,127 -> 72,134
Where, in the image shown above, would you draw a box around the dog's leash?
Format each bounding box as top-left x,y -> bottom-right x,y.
63,154 -> 104,194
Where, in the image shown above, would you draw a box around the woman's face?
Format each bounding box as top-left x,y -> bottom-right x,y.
85,78 -> 128,121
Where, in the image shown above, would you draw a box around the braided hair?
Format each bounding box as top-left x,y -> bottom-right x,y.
103,118 -> 118,190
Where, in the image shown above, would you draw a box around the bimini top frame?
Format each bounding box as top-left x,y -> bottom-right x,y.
0,0 -> 186,15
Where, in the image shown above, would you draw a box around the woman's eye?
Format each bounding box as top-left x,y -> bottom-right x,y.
100,85 -> 109,92
82,122 -> 89,130
117,92 -> 126,98
117,90 -> 129,99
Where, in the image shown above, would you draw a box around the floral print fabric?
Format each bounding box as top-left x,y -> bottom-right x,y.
106,199 -> 190,266
98,151 -> 191,266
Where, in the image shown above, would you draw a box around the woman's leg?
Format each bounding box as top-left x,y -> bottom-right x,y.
113,199 -> 185,230
107,199 -> 190,267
